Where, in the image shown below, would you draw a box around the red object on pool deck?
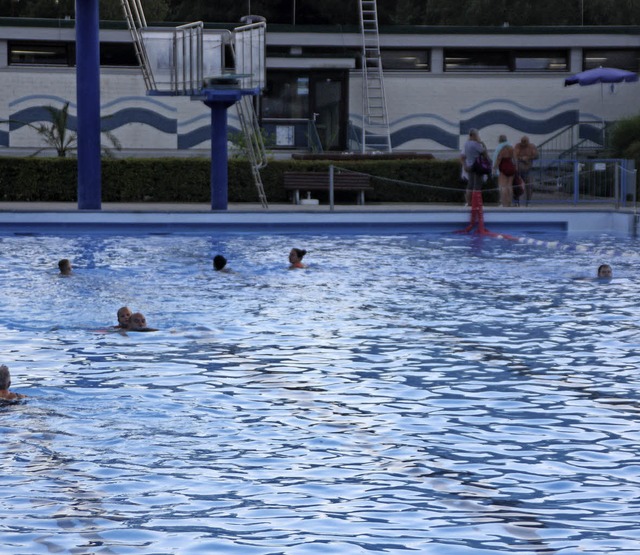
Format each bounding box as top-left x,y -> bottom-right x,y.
455,191 -> 518,240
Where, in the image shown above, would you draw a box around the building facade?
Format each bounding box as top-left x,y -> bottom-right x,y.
0,18 -> 639,158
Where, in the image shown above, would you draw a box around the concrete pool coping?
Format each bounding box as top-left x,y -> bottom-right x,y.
0,201 -> 636,234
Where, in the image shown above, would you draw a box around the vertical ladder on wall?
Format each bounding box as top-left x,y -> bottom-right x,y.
358,0 -> 392,153
236,96 -> 269,208
230,35 -> 269,209
120,0 -> 156,91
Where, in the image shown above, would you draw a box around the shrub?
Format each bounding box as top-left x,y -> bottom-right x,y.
0,156 -> 472,204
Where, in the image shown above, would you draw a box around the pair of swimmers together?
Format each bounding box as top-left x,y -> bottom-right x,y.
114,307 -> 157,332
213,248 -> 308,272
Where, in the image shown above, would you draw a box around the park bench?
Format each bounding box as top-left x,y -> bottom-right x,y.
283,171 -> 373,205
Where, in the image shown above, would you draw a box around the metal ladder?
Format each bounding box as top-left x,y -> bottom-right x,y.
236,95 -> 269,208
358,0 -> 391,153
120,0 -> 156,91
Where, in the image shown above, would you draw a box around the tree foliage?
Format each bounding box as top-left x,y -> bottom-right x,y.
3,0 -> 640,25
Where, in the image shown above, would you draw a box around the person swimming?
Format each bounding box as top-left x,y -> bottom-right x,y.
114,306 -> 132,329
58,258 -> 72,276
213,254 -> 229,272
597,264 -> 613,279
288,248 -> 307,269
127,312 -> 158,332
0,365 -> 26,401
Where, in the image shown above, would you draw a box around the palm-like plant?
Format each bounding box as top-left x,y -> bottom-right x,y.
3,102 -> 122,158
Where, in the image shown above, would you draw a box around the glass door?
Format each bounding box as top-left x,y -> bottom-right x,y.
310,71 -> 348,151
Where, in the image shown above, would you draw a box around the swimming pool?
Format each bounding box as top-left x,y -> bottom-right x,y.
2,230 -> 640,555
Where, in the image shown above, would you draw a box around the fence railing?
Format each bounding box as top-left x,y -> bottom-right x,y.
528,158 -> 636,207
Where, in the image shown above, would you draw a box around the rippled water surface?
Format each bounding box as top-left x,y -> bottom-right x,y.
1,230 -> 640,555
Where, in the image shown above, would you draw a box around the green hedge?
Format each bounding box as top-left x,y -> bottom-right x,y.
0,156 -> 497,204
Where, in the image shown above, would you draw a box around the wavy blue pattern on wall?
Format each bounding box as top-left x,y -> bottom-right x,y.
9,95 -> 73,109
0,130 -> 8,147
460,110 -> 579,134
178,125 -> 240,150
461,98 -> 577,115
9,107 -> 176,134
100,108 -> 176,133
391,125 -> 459,150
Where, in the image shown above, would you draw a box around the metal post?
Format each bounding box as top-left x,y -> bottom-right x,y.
573,160 -> 580,205
615,161 -> 620,209
76,0 -> 102,210
329,164 -> 335,211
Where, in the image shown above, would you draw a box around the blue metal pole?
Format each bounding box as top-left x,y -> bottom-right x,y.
209,103 -> 229,210
76,0 -> 102,210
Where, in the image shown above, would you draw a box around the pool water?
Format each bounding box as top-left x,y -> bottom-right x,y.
1,231 -> 640,555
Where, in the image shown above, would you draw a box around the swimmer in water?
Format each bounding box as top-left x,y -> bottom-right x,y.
114,306 -> 132,329
58,258 -> 72,276
213,254 -> 231,272
288,248 -> 307,269
597,264 -> 612,279
127,312 -> 158,332
0,365 -> 27,401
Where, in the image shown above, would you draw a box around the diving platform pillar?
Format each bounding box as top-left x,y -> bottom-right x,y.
204,89 -> 245,210
76,0 -> 102,210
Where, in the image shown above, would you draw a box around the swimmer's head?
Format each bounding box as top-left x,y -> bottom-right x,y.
58,258 -> 72,275
129,312 -> 147,330
117,306 -> 132,327
213,255 -> 227,271
0,365 -> 10,389
498,134 -> 507,143
289,248 -> 307,264
597,264 -> 613,279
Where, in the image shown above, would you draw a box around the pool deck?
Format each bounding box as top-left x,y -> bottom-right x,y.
0,201 -> 636,234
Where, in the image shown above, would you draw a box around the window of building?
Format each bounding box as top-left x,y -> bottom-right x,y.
100,43 -> 138,67
445,49 -> 568,72
445,49 -> 510,72
262,73 -> 309,119
583,49 -> 640,72
380,49 -> 430,71
9,42 -> 73,66
513,50 -> 568,71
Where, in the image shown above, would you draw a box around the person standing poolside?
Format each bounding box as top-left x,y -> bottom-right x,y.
463,129 -> 489,197
289,248 -> 307,269
493,134 -> 516,207
0,365 -> 26,401
597,264 -> 613,279
514,136 -> 539,205
459,149 -> 471,206
58,258 -> 72,276
114,306 -> 132,329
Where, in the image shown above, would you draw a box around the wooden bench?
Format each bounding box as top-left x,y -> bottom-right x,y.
283,171 -> 373,205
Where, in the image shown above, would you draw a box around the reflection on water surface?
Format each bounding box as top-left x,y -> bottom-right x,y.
1,232 -> 640,554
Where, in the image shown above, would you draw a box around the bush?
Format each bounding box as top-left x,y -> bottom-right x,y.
0,156 -> 474,204
610,113 -> 640,159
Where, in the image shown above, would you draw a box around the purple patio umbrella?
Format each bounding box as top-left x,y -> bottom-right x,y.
564,67 -> 639,135
564,66 -> 639,87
